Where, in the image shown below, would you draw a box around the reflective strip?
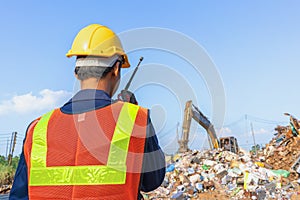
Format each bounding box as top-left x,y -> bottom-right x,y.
30,165 -> 126,185
29,103 -> 139,186
31,110 -> 54,168
108,103 -> 139,166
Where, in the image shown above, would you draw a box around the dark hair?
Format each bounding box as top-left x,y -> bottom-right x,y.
74,58 -> 121,81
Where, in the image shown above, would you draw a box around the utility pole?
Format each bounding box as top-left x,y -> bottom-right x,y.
250,123 -> 257,155
8,132 -> 17,165
11,132 -> 17,157
7,132 -> 13,164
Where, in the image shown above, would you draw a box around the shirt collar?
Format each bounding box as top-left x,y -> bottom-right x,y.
65,89 -> 112,104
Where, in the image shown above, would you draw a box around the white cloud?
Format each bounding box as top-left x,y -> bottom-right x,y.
0,89 -> 72,115
254,128 -> 268,135
218,127 -> 232,136
241,128 -> 270,137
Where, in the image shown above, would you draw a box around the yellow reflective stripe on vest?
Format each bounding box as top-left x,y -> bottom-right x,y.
29,103 -> 139,186
107,102 -> 140,166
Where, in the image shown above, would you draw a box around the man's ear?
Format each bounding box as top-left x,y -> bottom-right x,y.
112,62 -> 120,77
74,67 -> 80,80
74,72 -> 79,80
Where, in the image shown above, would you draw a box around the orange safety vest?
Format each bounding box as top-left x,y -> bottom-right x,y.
24,102 -> 148,200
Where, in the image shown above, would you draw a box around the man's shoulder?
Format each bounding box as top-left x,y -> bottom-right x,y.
27,108 -> 59,132
112,101 -> 149,112
27,118 -> 41,131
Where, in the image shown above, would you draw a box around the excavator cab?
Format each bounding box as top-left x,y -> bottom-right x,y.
219,137 -> 239,154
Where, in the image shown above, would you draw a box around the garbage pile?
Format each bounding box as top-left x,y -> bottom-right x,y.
142,114 -> 300,199
142,148 -> 300,200
0,184 -> 11,194
265,124 -> 300,177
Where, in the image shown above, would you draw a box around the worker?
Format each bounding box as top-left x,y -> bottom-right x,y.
10,24 -> 166,200
224,139 -> 231,151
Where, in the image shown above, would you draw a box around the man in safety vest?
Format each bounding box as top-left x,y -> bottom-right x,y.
10,24 -> 166,200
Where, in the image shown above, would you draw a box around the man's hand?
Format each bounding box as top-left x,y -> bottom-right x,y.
118,90 -> 138,105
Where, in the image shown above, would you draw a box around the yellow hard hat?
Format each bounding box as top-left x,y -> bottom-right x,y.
66,24 -> 130,68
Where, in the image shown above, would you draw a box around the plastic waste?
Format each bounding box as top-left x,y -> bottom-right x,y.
166,164 -> 175,172
271,169 -> 290,178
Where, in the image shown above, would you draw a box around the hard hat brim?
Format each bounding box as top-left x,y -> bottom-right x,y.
66,52 -> 130,68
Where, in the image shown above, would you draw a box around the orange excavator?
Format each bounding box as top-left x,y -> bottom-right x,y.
178,100 -> 239,153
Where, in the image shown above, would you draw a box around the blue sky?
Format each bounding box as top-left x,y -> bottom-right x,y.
0,1 -> 300,155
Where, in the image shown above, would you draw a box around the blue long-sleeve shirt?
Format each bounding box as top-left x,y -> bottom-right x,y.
10,89 -> 165,200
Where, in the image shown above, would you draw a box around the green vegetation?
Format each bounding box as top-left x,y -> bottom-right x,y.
250,144 -> 262,155
0,155 -> 19,186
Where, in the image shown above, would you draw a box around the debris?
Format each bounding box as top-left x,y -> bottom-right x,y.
291,155 -> 300,173
0,185 -> 11,194
271,169 -> 290,178
170,191 -> 184,200
195,183 -> 203,191
143,148 -> 299,199
143,115 -> 300,199
166,163 -> 175,172
265,117 -> 300,176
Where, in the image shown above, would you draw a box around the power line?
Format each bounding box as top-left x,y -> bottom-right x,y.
5,138 -> 9,159
247,115 -> 287,125
0,133 -> 14,136
224,116 -> 245,127
224,114 -> 288,127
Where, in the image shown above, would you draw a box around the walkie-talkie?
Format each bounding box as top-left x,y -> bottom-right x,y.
118,57 -> 144,104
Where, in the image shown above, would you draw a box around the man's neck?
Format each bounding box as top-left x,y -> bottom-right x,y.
80,78 -> 112,96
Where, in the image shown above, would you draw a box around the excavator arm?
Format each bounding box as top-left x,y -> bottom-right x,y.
178,100 -> 219,152
178,101 -> 193,152
191,103 -> 219,149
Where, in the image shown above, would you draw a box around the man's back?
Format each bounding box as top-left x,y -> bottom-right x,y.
10,90 -> 165,200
